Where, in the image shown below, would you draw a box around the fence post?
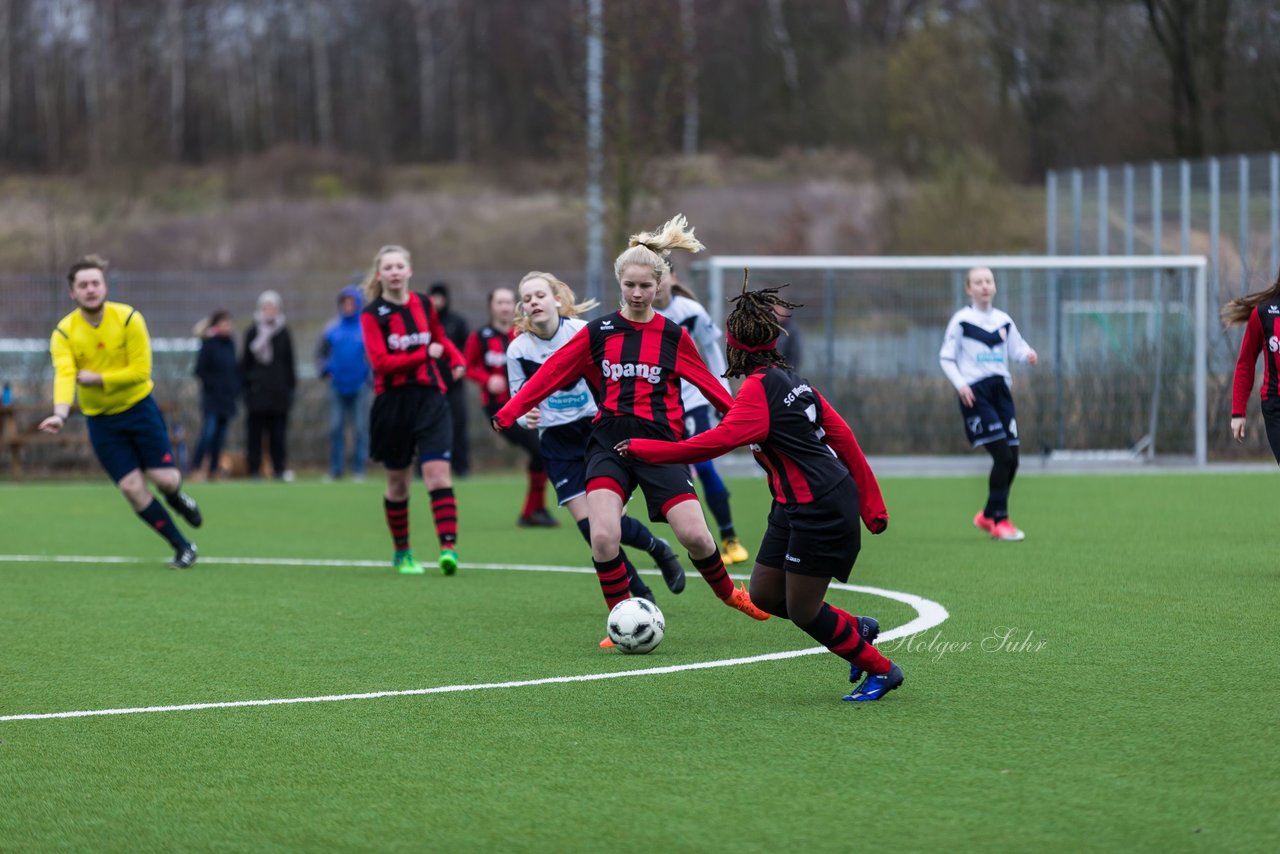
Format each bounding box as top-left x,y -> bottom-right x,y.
1240,155 -> 1250,294
1271,153 -> 1279,280
822,269 -> 835,394
1046,170 -> 1058,255
1070,168 -> 1083,254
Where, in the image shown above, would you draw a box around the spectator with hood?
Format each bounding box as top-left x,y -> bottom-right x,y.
317,285 -> 371,480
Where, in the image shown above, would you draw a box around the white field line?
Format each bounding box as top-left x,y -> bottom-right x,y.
0,554 -> 949,723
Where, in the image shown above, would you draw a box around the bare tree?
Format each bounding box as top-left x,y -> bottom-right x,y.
0,0 -> 12,150
679,0 -> 698,156
1142,0 -> 1232,157
167,0 -> 185,161
309,0 -> 335,148
411,0 -> 438,159
765,0 -> 800,107
449,0 -> 470,161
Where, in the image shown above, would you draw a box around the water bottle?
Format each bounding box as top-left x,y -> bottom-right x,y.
2,382 -> 11,405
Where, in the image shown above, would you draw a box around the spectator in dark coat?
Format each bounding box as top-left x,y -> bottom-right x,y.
429,281 -> 472,476
241,290 -> 297,480
191,309 -> 239,480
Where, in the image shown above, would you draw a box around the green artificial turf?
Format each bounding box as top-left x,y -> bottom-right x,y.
1,472 -> 1276,851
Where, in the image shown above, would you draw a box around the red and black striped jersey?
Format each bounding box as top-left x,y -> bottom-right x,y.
464,324 -> 516,407
626,366 -> 887,528
361,292 -> 464,395
492,311 -> 733,440
1231,298 -> 1280,416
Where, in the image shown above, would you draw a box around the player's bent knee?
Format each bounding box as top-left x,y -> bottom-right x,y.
146,467 -> 180,494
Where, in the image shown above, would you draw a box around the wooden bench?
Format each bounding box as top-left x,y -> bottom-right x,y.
0,401 -> 180,479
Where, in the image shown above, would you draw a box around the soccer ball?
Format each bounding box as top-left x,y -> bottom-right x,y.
606,598 -> 665,654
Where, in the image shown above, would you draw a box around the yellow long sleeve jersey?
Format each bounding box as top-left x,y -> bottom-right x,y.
50,302 -> 155,416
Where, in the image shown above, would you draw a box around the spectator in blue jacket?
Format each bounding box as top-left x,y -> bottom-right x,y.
316,286 -> 371,480
191,309 -> 239,480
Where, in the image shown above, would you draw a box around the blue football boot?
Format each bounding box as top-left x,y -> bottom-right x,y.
843,663 -> 904,702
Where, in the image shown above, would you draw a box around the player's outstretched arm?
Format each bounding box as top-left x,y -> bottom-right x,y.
815,390 -> 887,533
674,330 -> 734,413
492,326 -> 590,430
623,375 -> 769,463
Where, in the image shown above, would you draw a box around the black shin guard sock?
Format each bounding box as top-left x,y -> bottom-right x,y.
137,499 -> 189,550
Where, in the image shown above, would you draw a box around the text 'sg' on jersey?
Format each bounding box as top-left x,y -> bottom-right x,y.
749,367 -> 849,504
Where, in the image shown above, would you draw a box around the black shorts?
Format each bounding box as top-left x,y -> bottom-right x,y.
756,477 -> 862,582
86,395 -> 175,482
585,416 -> 697,522
369,385 -> 452,469
960,375 -> 1019,448
1263,397 -> 1280,466
541,418 -> 592,505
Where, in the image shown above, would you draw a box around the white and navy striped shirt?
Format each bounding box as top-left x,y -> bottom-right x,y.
506,317 -> 597,429
656,294 -> 730,411
939,305 -> 1034,390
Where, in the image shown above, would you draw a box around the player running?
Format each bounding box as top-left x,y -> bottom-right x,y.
508,271 -> 687,642
654,267 -> 749,565
360,245 -> 467,576
617,276 -> 902,701
492,215 -> 769,625
1224,266 -> 1280,465
40,255 -> 203,569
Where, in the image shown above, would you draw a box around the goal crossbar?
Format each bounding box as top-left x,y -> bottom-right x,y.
705,255 -> 1210,467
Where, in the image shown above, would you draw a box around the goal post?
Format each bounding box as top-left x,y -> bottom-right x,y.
702,255 -> 1209,467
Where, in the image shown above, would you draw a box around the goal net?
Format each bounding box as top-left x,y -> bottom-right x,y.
697,256 -> 1209,466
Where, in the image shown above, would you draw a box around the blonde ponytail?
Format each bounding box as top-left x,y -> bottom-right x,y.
613,214 -> 704,282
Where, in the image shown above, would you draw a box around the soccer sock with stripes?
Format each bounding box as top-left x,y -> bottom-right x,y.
802,603 -> 892,675
694,461 -> 735,536
618,515 -> 657,553
620,550 -> 653,599
137,498 -> 190,550
576,519 -> 650,598
522,470 -> 549,517
689,548 -> 734,600
429,487 -> 458,548
592,553 -> 631,609
384,497 -> 410,551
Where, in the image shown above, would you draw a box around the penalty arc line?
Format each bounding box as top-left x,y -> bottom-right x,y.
0,554 -> 949,723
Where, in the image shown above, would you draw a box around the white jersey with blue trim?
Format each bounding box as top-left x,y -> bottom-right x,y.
506,317 -> 597,429
656,294 -> 730,411
939,305 -> 1034,390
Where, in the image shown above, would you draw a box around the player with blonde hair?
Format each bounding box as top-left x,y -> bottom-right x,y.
508,271 -> 687,643
493,216 -> 770,628
359,244 -> 467,575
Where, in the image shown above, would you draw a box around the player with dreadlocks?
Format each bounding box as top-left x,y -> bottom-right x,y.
617,273 -> 903,701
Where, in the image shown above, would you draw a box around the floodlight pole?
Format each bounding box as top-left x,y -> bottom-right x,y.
584,0 -> 605,306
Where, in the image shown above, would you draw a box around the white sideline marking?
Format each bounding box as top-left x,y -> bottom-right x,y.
0,554 -> 949,722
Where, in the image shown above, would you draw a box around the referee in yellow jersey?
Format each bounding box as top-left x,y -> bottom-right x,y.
39,256 -> 203,569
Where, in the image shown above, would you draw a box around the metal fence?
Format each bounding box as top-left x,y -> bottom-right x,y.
1046,153 -> 1280,370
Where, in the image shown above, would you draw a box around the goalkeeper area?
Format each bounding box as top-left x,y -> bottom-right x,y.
699,255 -> 1209,466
